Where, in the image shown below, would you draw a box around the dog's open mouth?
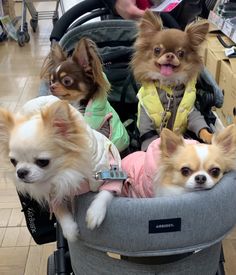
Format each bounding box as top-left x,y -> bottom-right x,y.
160,64 -> 178,77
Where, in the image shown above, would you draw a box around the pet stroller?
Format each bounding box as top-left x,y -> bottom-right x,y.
19,0 -> 236,274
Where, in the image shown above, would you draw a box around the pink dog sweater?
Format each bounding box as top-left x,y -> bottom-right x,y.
120,138 -> 199,198
97,138 -> 162,198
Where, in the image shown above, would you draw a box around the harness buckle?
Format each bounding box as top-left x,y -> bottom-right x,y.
95,165 -> 127,181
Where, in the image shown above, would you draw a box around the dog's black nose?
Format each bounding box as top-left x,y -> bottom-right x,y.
195,175 -> 207,185
50,84 -> 55,91
17,169 -> 29,179
166,53 -> 175,60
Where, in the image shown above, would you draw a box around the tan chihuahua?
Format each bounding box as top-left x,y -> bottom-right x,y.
131,10 -> 212,150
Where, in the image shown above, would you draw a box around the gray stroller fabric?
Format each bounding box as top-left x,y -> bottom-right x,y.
71,172 -> 236,256
69,241 -> 221,275
59,20 -> 137,54
68,172 -> 236,274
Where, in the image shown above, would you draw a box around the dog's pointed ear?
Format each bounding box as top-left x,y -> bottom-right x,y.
41,101 -> 87,152
41,101 -> 76,137
138,10 -> 163,37
160,128 -> 184,157
185,20 -> 209,47
50,42 -> 67,64
72,38 -> 102,74
0,108 -> 15,151
213,124 -> 236,155
72,38 -> 110,94
40,42 -> 67,79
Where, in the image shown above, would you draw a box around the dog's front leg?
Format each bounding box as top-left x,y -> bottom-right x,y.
86,190 -> 114,230
53,202 -> 79,242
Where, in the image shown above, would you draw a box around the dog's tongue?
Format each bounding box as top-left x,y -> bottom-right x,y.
160,65 -> 174,76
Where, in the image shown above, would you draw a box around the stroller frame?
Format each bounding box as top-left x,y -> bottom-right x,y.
47,224 -> 73,275
17,0 -> 65,47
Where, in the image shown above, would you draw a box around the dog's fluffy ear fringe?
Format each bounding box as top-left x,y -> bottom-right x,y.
41,100 -> 74,135
160,128 -> 184,158
0,108 -> 14,156
138,9 -> 163,37
185,20 -> 209,48
41,101 -> 88,152
212,124 -> 236,170
72,37 -> 110,97
40,42 -> 67,80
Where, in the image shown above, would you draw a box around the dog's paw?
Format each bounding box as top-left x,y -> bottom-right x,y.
199,128 -> 213,144
61,220 -> 79,242
86,201 -> 107,230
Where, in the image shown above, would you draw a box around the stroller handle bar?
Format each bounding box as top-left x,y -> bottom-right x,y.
50,0 -> 182,42
50,0 -> 107,42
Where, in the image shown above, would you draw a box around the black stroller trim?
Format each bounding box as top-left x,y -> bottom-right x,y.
50,0 -> 105,41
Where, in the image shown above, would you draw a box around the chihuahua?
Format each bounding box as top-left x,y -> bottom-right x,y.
40,38 -> 130,153
41,38 -> 109,106
0,96 -> 124,241
131,10 -> 212,151
121,125 -> 236,197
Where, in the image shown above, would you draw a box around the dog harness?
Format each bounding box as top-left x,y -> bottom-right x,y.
49,163 -> 127,217
137,78 -> 197,134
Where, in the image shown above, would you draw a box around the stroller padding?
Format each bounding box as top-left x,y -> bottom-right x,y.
71,171 -> 236,256
59,20 -> 137,54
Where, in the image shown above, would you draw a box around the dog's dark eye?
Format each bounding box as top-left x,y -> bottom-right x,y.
181,167 -> 192,177
177,50 -> 185,58
62,76 -> 74,87
154,47 -> 161,56
208,167 -> 221,178
10,158 -> 17,167
35,159 -> 50,168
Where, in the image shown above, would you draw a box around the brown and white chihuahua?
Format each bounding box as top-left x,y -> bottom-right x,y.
40,38 -> 130,153
40,38 -> 110,109
131,10 -> 212,150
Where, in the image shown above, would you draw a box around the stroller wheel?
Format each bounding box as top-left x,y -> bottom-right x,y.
17,32 -> 25,47
30,19 -> 38,32
47,254 -> 56,275
24,32 -> 30,43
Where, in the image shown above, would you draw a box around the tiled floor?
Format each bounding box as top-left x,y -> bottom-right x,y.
0,2 -> 57,275
0,2 -> 236,275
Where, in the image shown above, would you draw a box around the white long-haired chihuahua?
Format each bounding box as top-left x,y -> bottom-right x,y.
0,96 -> 122,241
